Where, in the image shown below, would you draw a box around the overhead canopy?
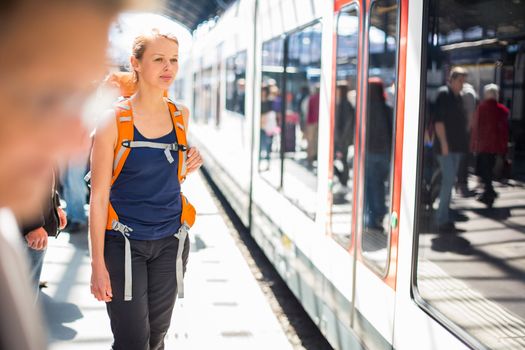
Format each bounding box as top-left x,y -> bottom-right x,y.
161,0 -> 237,31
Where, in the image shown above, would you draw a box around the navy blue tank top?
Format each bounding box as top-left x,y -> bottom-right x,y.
107,125 -> 182,240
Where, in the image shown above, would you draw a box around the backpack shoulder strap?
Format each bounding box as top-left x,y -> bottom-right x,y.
166,99 -> 188,182
112,99 -> 134,185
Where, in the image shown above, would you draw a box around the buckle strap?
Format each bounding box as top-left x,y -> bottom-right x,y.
174,222 -> 190,298
122,233 -> 132,301
112,220 -> 133,236
122,140 -> 187,152
111,220 -> 134,301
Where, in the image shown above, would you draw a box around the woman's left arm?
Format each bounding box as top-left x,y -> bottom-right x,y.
181,105 -> 203,175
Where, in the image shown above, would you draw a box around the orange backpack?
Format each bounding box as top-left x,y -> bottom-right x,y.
106,97 -> 196,300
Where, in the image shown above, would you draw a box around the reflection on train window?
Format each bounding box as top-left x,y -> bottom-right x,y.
225,51 -> 247,116
282,22 -> 322,218
260,37 -> 284,189
192,72 -> 202,123
330,7 -> 359,248
414,1 -> 525,349
201,67 -> 214,124
259,23 -> 322,218
360,0 -> 398,273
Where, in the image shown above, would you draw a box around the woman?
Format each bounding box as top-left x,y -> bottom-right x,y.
470,83 -> 509,207
89,29 -> 203,350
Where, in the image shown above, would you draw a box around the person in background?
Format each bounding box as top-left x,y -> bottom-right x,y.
62,154 -> 89,232
235,78 -> 246,116
260,86 -> 277,169
433,67 -> 470,233
305,86 -> 320,168
334,84 -> 355,188
456,81 -> 478,197
297,85 -> 310,134
20,169 -> 67,295
364,78 -> 392,231
0,0 -> 138,349
470,83 -> 509,208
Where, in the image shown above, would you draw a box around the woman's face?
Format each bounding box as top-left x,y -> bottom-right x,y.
133,37 -> 179,90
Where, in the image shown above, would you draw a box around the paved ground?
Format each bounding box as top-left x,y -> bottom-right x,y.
418,178 -> 525,349
40,172 -> 292,350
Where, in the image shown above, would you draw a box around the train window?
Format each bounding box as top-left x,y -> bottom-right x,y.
192,72 -> 202,123
201,67 -> 214,124
259,23 -> 323,218
331,7 -> 359,248
282,22 -> 323,218
225,51 -> 247,116
260,37 -> 285,189
360,0 -> 399,273
414,1 -> 525,349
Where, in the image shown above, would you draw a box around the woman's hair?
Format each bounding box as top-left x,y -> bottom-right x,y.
484,83 -> 499,100
131,28 -> 179,83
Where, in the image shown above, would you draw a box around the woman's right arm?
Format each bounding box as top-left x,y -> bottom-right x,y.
89,110 -> 117,302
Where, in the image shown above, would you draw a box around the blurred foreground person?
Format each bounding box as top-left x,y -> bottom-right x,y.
0,0 -> 137,349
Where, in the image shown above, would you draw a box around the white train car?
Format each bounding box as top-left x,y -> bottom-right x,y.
178,1 -> 525,349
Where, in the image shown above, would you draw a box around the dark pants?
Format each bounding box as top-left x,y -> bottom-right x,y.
104,234 -> 190,350
334,146 -> 350,186
364,153 -> 390,228
477,153 -> 496,195
457,153 -> 469,186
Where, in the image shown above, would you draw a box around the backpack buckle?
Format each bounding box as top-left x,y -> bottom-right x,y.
122,140 -> 131,148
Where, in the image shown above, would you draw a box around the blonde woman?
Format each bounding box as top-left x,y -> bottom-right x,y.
89,30 -> 202,349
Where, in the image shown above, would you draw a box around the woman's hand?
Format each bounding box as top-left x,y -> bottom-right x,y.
186,147 -> 203,174
91,262 -> 113,302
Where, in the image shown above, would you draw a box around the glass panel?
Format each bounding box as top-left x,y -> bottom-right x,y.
361,0 -> 398,271
201,67 -> 213,124
330,7 -> 359,248
173,78 -> 185,101
260,37 -> 285,188
192,72 -> 203,123
225,51 -> 247,116
415,1 -> 525,349
282,22 -> 323,218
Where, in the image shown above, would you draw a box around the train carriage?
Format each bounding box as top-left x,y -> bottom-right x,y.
178,1 -> 525,349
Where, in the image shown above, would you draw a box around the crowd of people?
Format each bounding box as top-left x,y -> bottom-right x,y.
431,67 -> 509,233
0,1 -> 203,349
259,80 -> 322,171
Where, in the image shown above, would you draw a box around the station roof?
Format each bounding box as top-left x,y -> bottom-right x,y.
161,0 -> 237,31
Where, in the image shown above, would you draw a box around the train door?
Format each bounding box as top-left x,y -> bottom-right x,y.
333,0 -> 403,348
395,1 -> 525,349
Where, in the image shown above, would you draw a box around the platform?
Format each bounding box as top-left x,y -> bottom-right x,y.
40,171 -> 293,350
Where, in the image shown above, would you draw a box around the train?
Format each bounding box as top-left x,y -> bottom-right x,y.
175,0 -> 525,349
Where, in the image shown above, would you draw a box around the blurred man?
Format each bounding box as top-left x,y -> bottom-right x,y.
434,67 -> 469,233
456,81 -> 478,196
0,1 -> 141,349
